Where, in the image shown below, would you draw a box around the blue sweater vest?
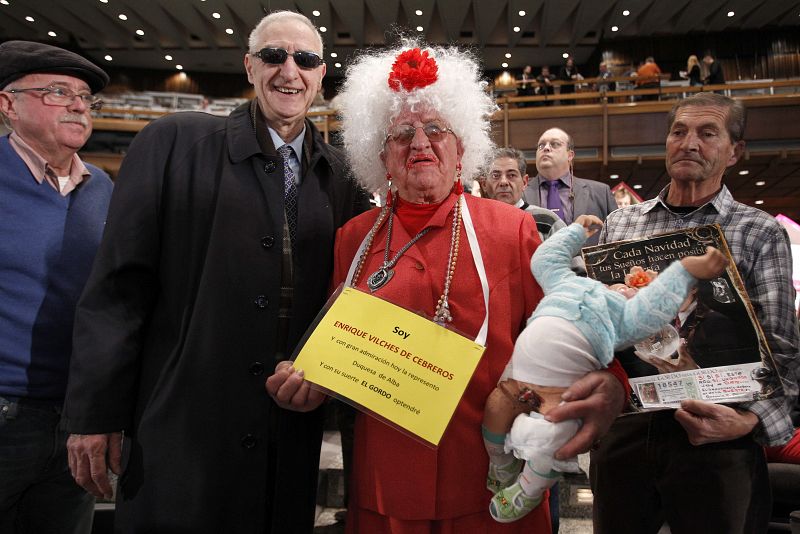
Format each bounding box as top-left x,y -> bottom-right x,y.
0,135 -> 112,401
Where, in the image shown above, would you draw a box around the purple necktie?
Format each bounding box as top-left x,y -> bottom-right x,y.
546,180 -> 565,220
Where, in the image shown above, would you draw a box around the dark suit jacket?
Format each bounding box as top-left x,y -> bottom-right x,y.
523,175 -> 618,245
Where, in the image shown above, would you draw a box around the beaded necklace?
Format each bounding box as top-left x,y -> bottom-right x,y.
351,194 -> 463,325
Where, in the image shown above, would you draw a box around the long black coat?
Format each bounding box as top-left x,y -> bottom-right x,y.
62,103 -> 370,533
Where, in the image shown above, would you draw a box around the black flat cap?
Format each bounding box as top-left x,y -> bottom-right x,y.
0,40 -> 109,93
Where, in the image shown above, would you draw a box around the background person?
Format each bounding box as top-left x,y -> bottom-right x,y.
704,52 -> 725,85
681,55 -> 702,87
0,41 -> 112,534
536,66 -> 556,106
558,57 -> 580,105
479,146 -> 565,242
522,127 -> 617,245
61,11 -> 369,533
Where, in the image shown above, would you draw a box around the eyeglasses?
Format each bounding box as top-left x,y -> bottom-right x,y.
252,47 -> 324,70
536,140 -> 567,151
385,122 -> 455,146
6,85 -> 103,110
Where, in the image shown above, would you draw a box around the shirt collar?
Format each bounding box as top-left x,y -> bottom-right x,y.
514,197 -> 526,209
537,171 -> 572,188
268,124 -> 306,162
8,131 -> 89,195
650,183 -> 731,216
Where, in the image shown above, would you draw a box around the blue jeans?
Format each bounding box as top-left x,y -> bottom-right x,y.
0,396 -> 95,534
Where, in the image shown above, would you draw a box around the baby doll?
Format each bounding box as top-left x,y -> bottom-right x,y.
483,214 -> 727,522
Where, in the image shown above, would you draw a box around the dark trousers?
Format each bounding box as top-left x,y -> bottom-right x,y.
0,396 -> 95,534
590,410 -> 770,534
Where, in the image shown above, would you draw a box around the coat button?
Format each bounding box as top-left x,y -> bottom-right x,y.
249,362 -> 265,375
264,161 -> 277,173
254,295 -> 268,309
261,236 -> 275,249
241,434 -> 257,449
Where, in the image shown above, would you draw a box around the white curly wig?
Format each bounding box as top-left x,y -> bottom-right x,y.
337,41 -> 497,193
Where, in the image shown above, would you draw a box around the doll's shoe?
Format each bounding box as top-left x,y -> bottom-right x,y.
489,481 -> 542,523
486,457 -> 523,492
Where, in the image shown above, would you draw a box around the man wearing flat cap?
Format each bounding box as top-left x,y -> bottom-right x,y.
0,41 -> 112,533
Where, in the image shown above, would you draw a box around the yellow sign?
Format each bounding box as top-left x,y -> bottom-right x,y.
293,287 -> 485,446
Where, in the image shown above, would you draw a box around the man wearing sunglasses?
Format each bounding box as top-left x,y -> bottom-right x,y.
0,41 -> 112,534
61,9 -> 370,534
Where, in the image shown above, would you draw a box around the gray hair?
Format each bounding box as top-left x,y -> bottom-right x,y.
492,147 -> 527,176
668,92 -> 746,143
247,11 -> 323,55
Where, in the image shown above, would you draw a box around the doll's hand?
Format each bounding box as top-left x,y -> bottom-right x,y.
680,247 -> 728,280
575,215 -> 604,238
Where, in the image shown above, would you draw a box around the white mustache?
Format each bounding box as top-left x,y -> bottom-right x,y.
60,114 -> 89,127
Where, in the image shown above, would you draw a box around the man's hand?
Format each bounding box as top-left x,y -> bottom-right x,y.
67,432 -> 123,499
674,400 -> 759,445
265,360 -> 326,412
545,370 -> 625,460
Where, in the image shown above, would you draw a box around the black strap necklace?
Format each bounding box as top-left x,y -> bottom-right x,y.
366,203 -> 432,292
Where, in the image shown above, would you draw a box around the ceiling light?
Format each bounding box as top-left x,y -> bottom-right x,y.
48,31 -> 57,37
312,10 -> 320,16
104,55 -> 113,61
176,65 -> 183,70
334,62 -> 342,68
99,0 -> 108,3
165,55 -> 173,60
225,28 -> 233,35
738,170 -> 749,175
518,10 -> 526,16
513,26 -> 521,32
611,26 -> 619,32
319,26 -> 327,32
633,184 -> 643,189
502,62 -> 509,68
25,16 -> 34,22
329,52 -> 338,58
415,9 -> 423,16
505,53 -> 512,58
610,174 -> 619,179
136,29 -> 144,36
755,200 -> 764,205
622,10 -> 630,16
416,26 -> 424,31
562,52 -> 569,59
212,12 -> 221,19
0,0 -> 10,5
755,180 -> 766,186
727,11 -> 735,17
118,14 -> 127,21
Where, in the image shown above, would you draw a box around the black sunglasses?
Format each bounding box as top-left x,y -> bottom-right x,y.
252,47 -> 324,70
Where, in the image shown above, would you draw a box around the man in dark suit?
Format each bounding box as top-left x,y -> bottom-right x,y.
522,127 -> 617,245
62,10 -> 369,534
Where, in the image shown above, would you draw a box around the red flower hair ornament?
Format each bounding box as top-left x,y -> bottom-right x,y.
388,48 -> 439,92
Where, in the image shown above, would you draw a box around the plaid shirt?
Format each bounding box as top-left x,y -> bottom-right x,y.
601,184 -> 799,446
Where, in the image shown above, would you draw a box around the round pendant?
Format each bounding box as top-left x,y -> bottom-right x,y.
367,268 -> 394,292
